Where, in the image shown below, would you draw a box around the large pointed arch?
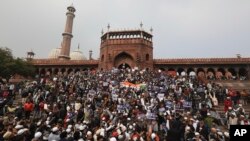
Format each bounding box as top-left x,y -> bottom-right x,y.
114,52 -> 134,68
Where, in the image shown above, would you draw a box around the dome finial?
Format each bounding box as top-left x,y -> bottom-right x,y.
150,27 -> 153,33
107,23 -> 110,31
140,22 -> 143,29
101,28 -> 104,35
78,43 -> 80,50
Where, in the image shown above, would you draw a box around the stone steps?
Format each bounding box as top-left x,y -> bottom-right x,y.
212,80 -> 250,91
214,104 -> 250,118
13,93 -> 22,106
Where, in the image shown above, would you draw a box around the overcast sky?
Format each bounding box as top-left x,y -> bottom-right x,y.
0,0 -> 250,59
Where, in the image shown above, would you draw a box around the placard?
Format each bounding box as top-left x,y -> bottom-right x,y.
146,112 -> 157,120
183,101 -> 192,108
157,93 -> 165,101
165,100 -> 173,108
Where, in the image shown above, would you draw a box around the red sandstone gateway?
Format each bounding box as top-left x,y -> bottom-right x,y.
26,5 -> 249,80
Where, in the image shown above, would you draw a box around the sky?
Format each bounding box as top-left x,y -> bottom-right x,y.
0,0 -> 250,59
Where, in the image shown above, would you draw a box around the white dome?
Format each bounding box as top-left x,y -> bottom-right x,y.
48,48 -> 61,59
70,49 -> 87,60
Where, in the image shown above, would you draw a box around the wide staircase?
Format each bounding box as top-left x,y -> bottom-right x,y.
214,103 -> 250,116
210,80 -> 250,122
213,80 -> 250,91
12,93 -> 22,107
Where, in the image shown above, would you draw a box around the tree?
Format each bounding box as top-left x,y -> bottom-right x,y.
0,47 -> 35,80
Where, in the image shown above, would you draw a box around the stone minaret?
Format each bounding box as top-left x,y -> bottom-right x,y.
59,4 -> 76,60
89,50 -> 93,60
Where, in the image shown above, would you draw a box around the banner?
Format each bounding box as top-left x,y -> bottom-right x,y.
165,100 -> 173,108
146,112 -> 157,120
157,93 -> 165,101
183,101 -> 192,108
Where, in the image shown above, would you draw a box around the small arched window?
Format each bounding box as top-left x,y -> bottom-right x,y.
101,55 -> 104,62
145,54 -> 149,61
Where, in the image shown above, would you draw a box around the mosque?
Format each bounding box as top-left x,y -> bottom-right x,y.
29,4 -> 250,80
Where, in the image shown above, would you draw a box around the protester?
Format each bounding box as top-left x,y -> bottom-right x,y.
0,68 -> 249,141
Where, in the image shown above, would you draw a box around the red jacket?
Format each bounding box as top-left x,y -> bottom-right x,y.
24,102 -> 34,112
224,100 -> 232,112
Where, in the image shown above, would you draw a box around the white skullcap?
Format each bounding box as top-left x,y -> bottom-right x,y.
127,118 -> 131,121
66,106 -> 71,111
67,125 -> 72,129
34,132 -> 42,138
87,131 -> 92,135
129,125 -> 133,129
66,128 -> 71,133
75,123 -> 80,129
79,125 -> 85,131
15,125 -> 23,129
43,135 -> 48,140
151,133 -> 156,139
37,121 -> 41,126
217,132 -> 223,136
207,113 -> 211,116
118,135 -> 124,139
17,129 -> 25,135
239,104 -> 242,107
121,125 -> 127,132
110,137 -> 117,141
78,139 -> 84,141
117,129 -> 121,135
52,127 -> 58,132
66,119 -> 70,122
224,132 -> 229,137
195,132 -> 200,136
100,131 -> 105,137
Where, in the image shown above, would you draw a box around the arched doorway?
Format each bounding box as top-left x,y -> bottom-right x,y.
40,68 -> 46,77
177,68 -> 185,76
118,63 -> 131,69
207,68 -> 215,80
216,68 -> 225,80
197,68 -> 205,78
47,68 -> 52,76
187,68 -> 195,76
54,68 -> 59,75
239,68 -> 247,80
226,68 -> 237,80
114,52 -> 134,69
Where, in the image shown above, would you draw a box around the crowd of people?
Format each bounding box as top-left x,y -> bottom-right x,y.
0,68 -> 249,141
